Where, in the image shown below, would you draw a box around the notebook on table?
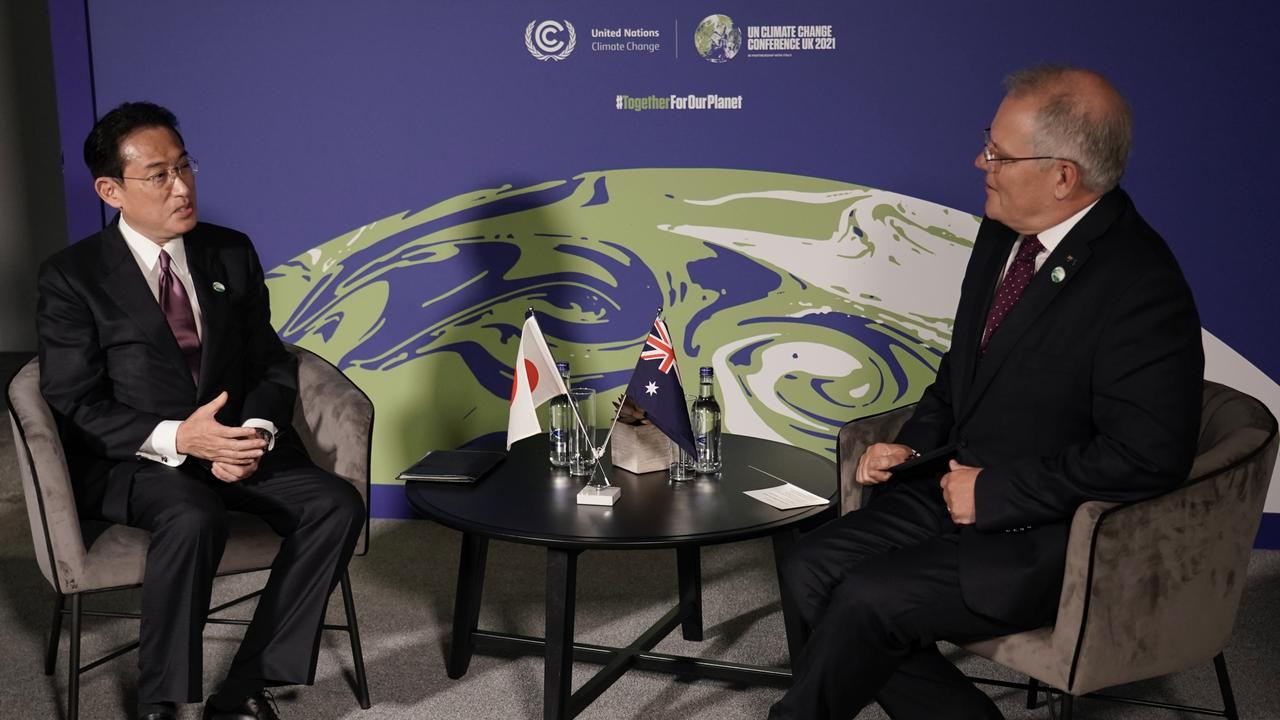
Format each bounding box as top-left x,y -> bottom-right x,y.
397,449 -> 507,484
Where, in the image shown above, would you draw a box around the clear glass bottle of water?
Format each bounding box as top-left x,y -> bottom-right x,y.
548,361 -> 572,467
692,366 -> 722,473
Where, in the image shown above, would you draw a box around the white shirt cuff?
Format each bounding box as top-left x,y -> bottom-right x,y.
242,418 -> 278,450
138,420 -> 186,466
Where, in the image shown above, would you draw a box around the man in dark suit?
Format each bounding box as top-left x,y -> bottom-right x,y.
770,66 -> 1204,719
36,102 -> 365,720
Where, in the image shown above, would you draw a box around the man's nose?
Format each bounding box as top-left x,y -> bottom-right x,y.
171,174 -> 191,196
974,150 -> 990,173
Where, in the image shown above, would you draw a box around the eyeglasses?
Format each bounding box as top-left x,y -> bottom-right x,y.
118,158 -> 199,190
982,129 -> 1074,172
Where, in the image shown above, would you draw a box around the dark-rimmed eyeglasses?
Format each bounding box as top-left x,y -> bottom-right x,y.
118,158 -> 199,190
982,129 -> 1074,172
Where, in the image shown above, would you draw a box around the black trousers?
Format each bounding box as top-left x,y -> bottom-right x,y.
94,445 -> 364,705
770,480 -> 1046,720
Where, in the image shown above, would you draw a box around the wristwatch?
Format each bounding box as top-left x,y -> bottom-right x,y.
253,427 -> 274,449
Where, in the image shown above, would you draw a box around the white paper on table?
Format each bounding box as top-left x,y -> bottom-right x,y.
744,483 -> 829,510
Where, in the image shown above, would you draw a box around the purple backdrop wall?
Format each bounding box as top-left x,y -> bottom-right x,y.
48,1 -> 1280,542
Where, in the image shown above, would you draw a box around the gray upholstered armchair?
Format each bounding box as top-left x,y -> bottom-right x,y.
836,380 -> 1278,719
7,344 -> 374,720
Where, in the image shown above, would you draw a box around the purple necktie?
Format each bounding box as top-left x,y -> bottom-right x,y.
980,234 -> 1044,354
158,249 -> 202,384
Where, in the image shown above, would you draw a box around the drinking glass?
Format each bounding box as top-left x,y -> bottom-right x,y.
567,387 -> 597,477
669,438 -> 696,481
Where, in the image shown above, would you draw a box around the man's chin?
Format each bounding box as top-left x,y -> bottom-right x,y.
983,198 -> 1002,223
169,215 -> 198,235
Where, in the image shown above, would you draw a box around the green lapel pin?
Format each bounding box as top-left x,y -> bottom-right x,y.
1050,266 -> 1066,283
212,281 -> 226,293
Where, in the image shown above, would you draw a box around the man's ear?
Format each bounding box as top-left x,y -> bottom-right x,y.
1053,161 -> 1081,200
94,177 -> 125,209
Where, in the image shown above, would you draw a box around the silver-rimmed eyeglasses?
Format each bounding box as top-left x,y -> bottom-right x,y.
119,157 -> 199,190
982,129 -> 1074,172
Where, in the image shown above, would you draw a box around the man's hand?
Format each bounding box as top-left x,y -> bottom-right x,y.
940,459 -> 981,524
212,457 -> 260,483
856,443 -> 915,485
175,391 -> 267,464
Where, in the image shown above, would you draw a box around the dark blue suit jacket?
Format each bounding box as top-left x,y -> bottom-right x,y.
36,218 -> 297,524
893,188 -> 1204,625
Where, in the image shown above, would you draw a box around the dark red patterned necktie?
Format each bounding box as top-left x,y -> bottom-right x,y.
980,234 -> 1044,354
158,249 -> 202,384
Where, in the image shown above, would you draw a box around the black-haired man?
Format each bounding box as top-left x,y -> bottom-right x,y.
38,102 -> 364,720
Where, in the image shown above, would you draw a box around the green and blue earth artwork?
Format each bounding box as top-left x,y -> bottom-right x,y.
266,169 -> 979,487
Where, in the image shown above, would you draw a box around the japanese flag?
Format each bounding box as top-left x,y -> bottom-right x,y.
506,314 -> 568,449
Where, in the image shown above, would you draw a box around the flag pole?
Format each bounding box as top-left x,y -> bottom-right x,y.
537,307 -> 609,490
569,388 -> 618,502
571,307 -> 665,506
597,393 -> 628,455
564,388 -> 609,486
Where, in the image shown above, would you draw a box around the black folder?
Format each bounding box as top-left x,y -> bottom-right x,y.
397,449 -> 506,484
886,443 -> 958,480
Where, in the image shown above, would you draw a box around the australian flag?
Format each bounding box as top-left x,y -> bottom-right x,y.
625,316 -> 697,457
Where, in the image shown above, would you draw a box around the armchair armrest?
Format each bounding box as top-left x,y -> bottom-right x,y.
287,345 -> 374,554
836,404 -> 917,514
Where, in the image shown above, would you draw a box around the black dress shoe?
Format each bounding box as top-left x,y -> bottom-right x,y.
202,690 -> 281,720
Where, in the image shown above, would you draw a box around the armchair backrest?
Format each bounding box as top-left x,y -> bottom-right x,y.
1064,380 -> 1278,693
7,358 -> 87,594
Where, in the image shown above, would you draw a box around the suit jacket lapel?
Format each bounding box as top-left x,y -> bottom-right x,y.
98,222 -> 196,389
951,222 -> 1017,414
185,227 -> 229,400
957,189 -> 1128,425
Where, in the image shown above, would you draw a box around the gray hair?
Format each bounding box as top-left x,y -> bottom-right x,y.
1003,65 -> 1133,192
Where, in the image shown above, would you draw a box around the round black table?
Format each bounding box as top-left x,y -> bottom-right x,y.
405,433 -> 836,720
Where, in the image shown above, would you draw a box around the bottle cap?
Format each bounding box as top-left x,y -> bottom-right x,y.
556,361 -> 570,373
700,366 -> 713,379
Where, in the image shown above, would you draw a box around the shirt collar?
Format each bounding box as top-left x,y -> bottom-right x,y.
117,215 -> 188,272
1032,198 -> 1100,256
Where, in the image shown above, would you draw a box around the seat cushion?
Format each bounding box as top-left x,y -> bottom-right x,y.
76,513 -> 284,593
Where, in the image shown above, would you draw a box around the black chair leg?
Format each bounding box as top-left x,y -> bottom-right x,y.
45,593 -> 66,676
1214,653 -> 1239,720
1026,677 -> 1040,709
68,593 -> 81,720
339,570 -> 371,709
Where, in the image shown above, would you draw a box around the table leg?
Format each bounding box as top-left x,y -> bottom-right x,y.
771,528 -> 807,666
676,546 -> 703,641
545,547 -> 580,720
447,532 -> 489,679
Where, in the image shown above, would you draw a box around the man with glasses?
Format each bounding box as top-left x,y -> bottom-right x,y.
36,102 -> 364,720
771,66 -> 1203,718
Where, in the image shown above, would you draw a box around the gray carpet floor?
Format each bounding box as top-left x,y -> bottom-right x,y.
4,353 -> 1279,719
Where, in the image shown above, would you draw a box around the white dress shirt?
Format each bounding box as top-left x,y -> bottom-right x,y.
118,216 -> 276,466
996,199 -> 1100,284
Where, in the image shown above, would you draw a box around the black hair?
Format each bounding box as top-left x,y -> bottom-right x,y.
82,101 -> 186,179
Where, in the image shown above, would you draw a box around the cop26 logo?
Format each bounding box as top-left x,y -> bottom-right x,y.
525,20 -> 577,61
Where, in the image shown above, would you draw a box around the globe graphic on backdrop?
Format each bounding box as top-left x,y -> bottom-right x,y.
694,14 -> 742,63
267,168 -> 978,487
